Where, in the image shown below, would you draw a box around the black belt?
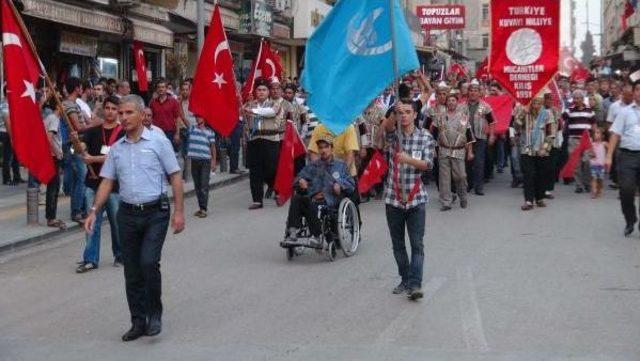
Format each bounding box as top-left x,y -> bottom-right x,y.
619,148 -> 640,154
120,200 -> 161,211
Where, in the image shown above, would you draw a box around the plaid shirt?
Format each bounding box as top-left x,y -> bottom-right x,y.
384,127 -> 436,209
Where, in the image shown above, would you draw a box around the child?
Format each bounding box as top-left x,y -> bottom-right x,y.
187,116 -> 217,218
589,127 -> 608,199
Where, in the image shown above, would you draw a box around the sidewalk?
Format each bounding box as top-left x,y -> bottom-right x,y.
0,170 -> 248,254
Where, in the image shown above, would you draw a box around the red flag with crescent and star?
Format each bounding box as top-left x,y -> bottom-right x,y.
1,0 -> 55,183
189,4 -> 240,136
489,0 -> 560,106
133,41 -> 148,92
241,39 -> 283,102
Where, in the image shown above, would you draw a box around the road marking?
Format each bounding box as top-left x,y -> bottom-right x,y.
456,266 -> 490,353
376,276 -> 447,343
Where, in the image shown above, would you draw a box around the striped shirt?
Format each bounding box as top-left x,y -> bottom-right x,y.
562,105 -> 595,138
187,124 -> 216,160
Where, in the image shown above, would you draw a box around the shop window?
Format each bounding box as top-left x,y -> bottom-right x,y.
98,57 -> 119,79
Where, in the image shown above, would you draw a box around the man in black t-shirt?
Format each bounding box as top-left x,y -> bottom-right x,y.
76,96 -> 126,273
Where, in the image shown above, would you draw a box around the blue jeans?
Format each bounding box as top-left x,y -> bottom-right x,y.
386,203 -> 426,289
496,138 -> 506,171
510,145 -> 523,181
83,188 -> 121,264
69,152 -> 87,218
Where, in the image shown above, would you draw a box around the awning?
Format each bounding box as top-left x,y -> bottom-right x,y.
129,17 -> 174,48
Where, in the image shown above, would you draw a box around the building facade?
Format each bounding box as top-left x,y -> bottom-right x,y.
601,0 -> 640,68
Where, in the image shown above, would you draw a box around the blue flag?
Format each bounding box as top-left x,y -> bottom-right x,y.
301,0 -> 419,135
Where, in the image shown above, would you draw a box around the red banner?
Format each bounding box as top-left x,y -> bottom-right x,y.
489,1 -> 559,106
417,5 -> 465,30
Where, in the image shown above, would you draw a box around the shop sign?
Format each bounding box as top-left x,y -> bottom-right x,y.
59,31 -> 98,57
271,23 -> 290,39
21,0 -> 123,34
239,0 -> 273,37
417,5 -> 465,30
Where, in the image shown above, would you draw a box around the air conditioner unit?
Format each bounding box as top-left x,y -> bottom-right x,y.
111,0 -> 141,7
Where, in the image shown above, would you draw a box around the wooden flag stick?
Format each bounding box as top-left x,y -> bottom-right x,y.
6,0 -> 96,177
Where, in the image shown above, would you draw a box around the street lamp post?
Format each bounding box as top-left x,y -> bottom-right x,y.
197,0 -> 205,55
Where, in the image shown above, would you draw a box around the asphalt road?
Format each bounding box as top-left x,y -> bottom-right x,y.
1,175 -> 639,360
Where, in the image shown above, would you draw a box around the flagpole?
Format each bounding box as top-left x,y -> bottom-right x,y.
389,0 -> 399,94
6,0 -> 92,167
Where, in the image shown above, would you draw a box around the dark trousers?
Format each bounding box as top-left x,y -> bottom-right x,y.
610,144 -> 619,184
467,139 -> 487,192
45,159 -> 61,220
520,154 -> 550,203
247,138 -> 280,204
617,150 -> 640,226
117,206 -> 170,326
547,148 -> 561,192
1,131 -> 20,183
385,204 -> 425,289
228,122 -> 243,172
286,194 -> 323,236
190,158 -> 211,211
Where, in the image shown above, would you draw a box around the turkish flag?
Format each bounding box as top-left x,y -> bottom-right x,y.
358,150 -> 389,195
1,0 -> 55,184
258,41 -> 283,83
133,41 -> 148,92
489,0 -> 559,106
450,63 -> 467,78
559,47 -> 590,82
476,57 -> 489,80
274,121 -> 306,206
189,4 -> 240,136
484,94 -> 513,135
560,130 -> 592,180
570,62 -> 591,83
241,39 -> 283,102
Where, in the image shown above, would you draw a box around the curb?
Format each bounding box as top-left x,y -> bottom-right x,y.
0,173 -> 248,256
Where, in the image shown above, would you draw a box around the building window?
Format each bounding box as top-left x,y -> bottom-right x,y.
482,4 -> 489,21
482,34 -> 489,49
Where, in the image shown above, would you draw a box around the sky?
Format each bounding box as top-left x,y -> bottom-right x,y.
563,0 -> 601,58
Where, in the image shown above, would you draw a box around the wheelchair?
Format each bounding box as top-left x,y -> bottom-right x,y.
281,193 -> 361,262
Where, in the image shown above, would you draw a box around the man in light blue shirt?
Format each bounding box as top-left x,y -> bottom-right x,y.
84,94 -> 185,342
606,82 -> 640,237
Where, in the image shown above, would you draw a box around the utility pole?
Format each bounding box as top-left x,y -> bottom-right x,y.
197,0 -> 205,55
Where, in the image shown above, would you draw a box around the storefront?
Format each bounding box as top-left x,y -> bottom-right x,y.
18,0 -> 173,89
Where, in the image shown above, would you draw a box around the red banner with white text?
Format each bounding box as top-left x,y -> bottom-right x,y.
489,1 -> 559,106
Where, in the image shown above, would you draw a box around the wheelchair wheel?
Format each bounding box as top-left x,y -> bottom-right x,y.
337,198 -> 360,257
325,241 -> 337,262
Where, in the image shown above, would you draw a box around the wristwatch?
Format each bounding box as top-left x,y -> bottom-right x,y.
89,206 -> 98,213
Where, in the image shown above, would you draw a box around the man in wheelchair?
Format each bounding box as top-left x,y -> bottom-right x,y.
282,135 -> 355,248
